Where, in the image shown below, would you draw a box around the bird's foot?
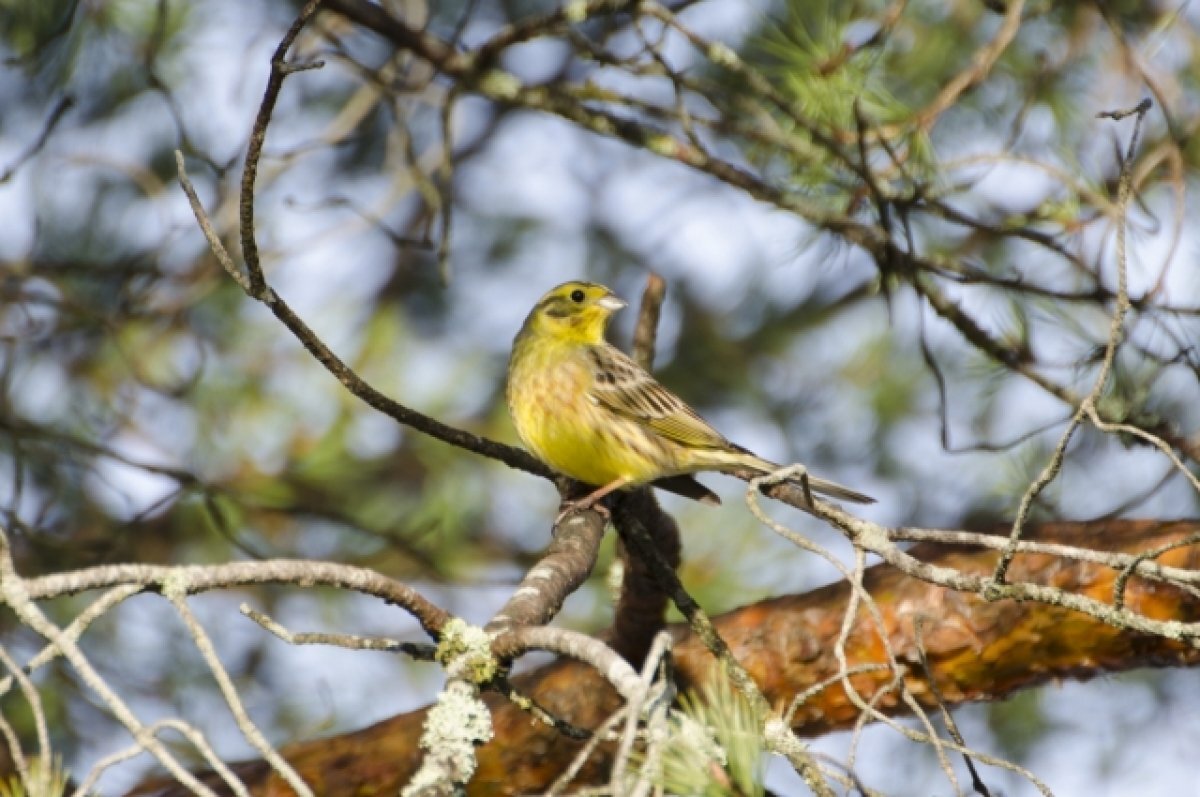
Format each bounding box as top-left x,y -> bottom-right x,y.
554,497 -> 611,527
552,477 -> 631,528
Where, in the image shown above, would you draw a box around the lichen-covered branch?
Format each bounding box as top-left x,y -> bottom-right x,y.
130,519 -> 1200,796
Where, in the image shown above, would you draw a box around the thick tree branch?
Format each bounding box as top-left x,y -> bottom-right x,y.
607,490 -> 681,665
485,510 -> 607,634
129,520 -> 1200,796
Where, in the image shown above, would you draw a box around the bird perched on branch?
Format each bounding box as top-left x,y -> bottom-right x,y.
506,281 -> 874,520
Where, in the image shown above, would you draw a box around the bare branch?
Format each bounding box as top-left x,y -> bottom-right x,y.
175,151 -> 547,478
21,558 -> 450,638
164,588 -> 313,797
994,98 -> 1153,585
75,719 -> 250,797
0,531 -> 221,797
610,631 -> 673,791
240,604 -> 437,658
239,0 -> 326,295
0,644 -> 48,775
485,509 -> 607,634
631,273 -> 666,371
0,94 -> 73,184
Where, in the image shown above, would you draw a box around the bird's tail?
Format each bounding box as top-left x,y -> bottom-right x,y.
727,451 -> 875,505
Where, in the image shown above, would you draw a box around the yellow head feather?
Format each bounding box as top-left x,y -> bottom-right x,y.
518,281 -> 627,345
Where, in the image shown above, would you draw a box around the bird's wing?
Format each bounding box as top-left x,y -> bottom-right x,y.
587,345 -> 730,450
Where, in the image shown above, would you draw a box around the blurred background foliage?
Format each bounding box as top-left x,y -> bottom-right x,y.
2,0 -> 1199,793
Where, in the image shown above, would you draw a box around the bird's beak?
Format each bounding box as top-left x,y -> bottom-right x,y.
598,294 -> 627,312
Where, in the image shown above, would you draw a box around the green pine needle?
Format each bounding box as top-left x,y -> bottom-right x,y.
0,757 -> 71,797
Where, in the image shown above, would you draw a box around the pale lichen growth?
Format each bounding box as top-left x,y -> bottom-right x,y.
436,618 -> 498,684
761,716 -> 793,751
479,70 -> 522,101
675,712 -> 726,767
707,41 -> 739,68
647,134 -> 678,157
1156,619 -> 1187,641
564,0 -> 589,24
606,558 -> 624,604
158,572 -> 189,601
506,690 -> 534,712
401,680 -> 493,797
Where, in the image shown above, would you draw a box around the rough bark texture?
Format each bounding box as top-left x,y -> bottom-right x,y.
606,489 -> 682,664
131,519 -> 1200,796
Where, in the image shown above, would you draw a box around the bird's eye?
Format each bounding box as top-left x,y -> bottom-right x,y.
570,289 -> 586,303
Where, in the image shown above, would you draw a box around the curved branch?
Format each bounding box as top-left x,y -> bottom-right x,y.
490,626 -> 641,701
239,0 -> 326,295
21,559 -> 450,638
176,150 -> 548,478
910,0 -> 1025,131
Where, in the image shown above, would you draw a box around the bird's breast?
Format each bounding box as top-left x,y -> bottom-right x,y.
507,349 -> 662,486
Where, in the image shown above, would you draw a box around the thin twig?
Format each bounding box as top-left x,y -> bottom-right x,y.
0,644 -> 49,775
0,710 -> 29,795
0,530 -> 221,797
176,150 -> 549,478
436,87 -> 458,284
631,273 -> 667,371
240,0 -> 326,294
890,526 -> 1200,594
164,588 -> 314,797
540,706 -> 628,797
993,98 -> 1151,586
241,604 -> 437,658
0,585 -> 144,701
913,618 -> 992,797
490,676 -> 593,741
0,94 -> 74,184
611,631 -> 672,789
1111,531 -> 1200,611
73,719 -> 251,797
783,664 -> 889,727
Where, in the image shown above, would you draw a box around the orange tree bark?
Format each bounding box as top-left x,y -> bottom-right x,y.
132,519 -> 1200,796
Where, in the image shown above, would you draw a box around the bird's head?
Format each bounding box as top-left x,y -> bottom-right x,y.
521,281 -> 627,344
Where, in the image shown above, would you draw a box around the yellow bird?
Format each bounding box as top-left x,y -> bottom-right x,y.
506,281 -> 873,518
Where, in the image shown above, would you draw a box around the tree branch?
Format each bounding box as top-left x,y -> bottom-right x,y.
21,559 -> 450,638
485,510 -> 608,634
129,520 -> 1200,796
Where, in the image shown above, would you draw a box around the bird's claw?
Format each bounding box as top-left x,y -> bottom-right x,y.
554,498 -> 611,527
